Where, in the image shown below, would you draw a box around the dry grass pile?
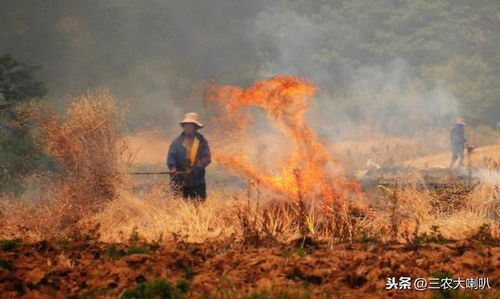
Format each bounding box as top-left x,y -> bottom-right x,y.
372,180 -> 500,242
87,189 -> 244,243
27,90 -> 127,203
0,90 -> 127,239
88,190 -> 372,246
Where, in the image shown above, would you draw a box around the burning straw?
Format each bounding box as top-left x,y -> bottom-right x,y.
205,75 -> 366,237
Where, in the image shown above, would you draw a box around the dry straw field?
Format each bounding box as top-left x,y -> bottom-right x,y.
0,89 -> 498,298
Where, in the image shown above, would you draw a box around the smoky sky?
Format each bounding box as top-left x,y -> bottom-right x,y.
0,1 -> 263,84
0,0 -> 481,133
1,1 -> 268,124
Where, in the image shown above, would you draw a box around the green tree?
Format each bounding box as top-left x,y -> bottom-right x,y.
279,0 -> 500,127
0,54 -> 48,194
424,55 -> 500,126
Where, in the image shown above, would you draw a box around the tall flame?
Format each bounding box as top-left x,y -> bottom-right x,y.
205,75 -> 362,206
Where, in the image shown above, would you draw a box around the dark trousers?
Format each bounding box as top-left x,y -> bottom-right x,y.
451,144 -> 464,167
182,183 -> 206,200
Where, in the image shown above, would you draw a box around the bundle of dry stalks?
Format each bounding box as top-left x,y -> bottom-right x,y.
29,90 -> 126,203
423,182 -> 499,239
1,90 -> 127,239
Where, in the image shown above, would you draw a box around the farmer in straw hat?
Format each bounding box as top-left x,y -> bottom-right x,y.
167,112 -> 211,200
449,117 -> 467,168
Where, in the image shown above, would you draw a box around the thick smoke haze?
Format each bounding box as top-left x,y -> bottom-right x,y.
1,0 -> 497,134
1,1 -> 266,127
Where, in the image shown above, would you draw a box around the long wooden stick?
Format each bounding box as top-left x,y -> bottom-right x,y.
128,171 -> 187,175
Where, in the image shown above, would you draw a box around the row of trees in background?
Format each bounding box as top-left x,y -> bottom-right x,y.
1,0 -> 498,128
273,0 -> 500,127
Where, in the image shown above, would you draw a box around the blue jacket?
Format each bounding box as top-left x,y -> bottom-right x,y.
450,124 -> 466,147
166,132 -> 211,186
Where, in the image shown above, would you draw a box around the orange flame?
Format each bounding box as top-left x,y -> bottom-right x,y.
205,75 -> 362,207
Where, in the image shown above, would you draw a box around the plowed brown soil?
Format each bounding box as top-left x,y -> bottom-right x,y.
1,238 -> 498,298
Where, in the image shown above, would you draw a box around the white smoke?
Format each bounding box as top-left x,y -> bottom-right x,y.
249,6 -> 461,143
474,169 -> 500,185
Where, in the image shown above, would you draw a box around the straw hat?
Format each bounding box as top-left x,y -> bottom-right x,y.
180,112 -> 204,129
456,117 -> 467,126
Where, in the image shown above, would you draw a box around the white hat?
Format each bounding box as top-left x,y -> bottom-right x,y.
180,112 -> 204,128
